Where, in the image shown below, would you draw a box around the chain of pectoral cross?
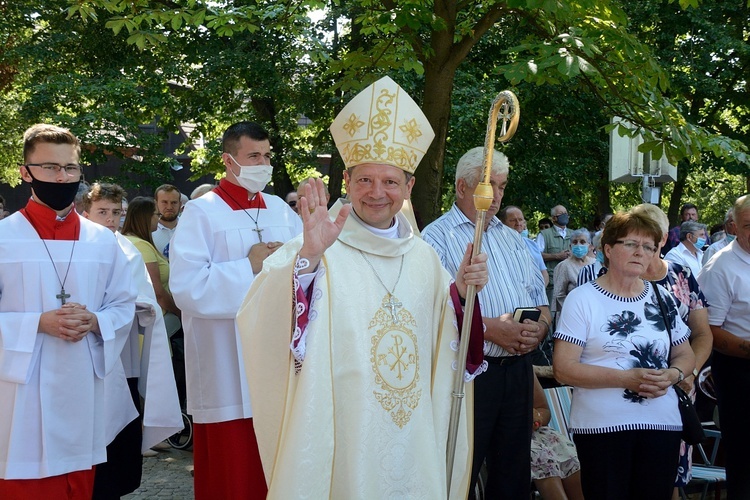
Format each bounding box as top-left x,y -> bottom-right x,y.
217,186 -> 265,242
358,250 -> 405,323
40,239 -> 76,305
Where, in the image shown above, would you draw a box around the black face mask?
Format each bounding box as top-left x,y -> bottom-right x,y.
25,167 -> 80,211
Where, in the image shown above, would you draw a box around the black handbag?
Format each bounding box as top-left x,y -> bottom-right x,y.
652,282 -> 706,445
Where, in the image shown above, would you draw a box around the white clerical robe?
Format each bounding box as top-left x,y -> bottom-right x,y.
0,213 -> 136,479
114,232 -> 183,452
170,191 -> 303,423
238,205 -> 473,500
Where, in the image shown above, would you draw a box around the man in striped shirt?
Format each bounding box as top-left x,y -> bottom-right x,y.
423,147 -> 550,499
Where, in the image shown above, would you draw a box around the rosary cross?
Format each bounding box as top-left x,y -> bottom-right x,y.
57,288 -> 71,305
252,224 -> 264,243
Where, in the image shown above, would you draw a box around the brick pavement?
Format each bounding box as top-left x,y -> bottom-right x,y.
123,449 -> 194,499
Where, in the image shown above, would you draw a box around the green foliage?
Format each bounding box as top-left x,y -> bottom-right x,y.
3,0 -> 746,227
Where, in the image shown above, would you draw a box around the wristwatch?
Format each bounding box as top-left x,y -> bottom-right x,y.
671,366 -> 685,384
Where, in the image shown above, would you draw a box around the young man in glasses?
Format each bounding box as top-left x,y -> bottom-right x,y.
0,124 -> 137,499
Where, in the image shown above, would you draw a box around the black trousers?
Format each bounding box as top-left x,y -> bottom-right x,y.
92,377 -> 143,499
574,430 -> 681,500
468,355 -> 533,500
712,351 -> 750,499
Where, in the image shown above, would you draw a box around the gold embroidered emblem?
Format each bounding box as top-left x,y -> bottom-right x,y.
343,113 -> 364,137
370,293 -> 421,428
399,118 -> 423,144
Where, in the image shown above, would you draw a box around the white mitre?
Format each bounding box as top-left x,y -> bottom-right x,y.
329,76 -> 435,174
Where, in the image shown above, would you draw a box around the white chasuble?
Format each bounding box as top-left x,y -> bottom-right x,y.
170,191 -> 303,423
0,214 -> 137,479
238,204 -> 473,499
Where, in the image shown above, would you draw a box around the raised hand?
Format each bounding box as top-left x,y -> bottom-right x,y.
297,178 -> 351,272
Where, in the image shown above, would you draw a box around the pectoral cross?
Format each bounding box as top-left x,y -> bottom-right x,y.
252,224 -> 264,243
385,294 -> 402,324
57,288 -> 70,305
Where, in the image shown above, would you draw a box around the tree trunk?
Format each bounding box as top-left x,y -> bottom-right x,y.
414,66 -> 458,227
667,160 -> 690,225
252,96 -> 293,197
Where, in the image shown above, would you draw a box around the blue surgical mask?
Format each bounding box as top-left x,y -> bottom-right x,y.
571,244 -> 589,259
555,213 -> 569,226
596,250 -> 605,264
725,234 -> 736,244
694,237 -> 706,250
520,229 -> 529,238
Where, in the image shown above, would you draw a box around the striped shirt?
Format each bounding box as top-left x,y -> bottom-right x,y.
423,205 -> 548,357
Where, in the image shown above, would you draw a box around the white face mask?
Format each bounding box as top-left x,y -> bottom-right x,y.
229,154 -> 273,193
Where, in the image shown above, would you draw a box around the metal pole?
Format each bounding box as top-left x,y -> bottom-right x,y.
445,90 -> 520,496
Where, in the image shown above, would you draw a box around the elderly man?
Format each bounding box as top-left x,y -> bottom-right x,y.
237,76 -> 488,499
698,194 -> 750,498
500,205 -> 549,286
703,208 -> 735,265
423,148 -> 550,499
0,124 -> 136,498
169,121 -> 302,499
537,205 -> 572,302
663,220 -> 707,278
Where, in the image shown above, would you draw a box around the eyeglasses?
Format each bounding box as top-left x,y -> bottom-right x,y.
23,163 -> 83,177
613,240 -> 657,255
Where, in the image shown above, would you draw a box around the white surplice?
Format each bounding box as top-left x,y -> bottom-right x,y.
114,232 -> 183,452
169,191 -> 303,424
237,204 -> 473,500
0,213 -> 137,479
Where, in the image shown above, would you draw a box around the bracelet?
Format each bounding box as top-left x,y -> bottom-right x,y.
670,366 -> 684,384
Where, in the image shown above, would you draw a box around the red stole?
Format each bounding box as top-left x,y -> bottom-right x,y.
20,199 -> 80,240
213,179 -> 266,210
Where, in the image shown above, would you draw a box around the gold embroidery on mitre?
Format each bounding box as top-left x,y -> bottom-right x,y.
369,293 -> 421,428
329,76 -> 435,174
343,113 -> 364,138
399,118 -> 422,144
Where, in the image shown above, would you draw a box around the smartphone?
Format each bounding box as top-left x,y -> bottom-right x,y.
513,307 -> 541,323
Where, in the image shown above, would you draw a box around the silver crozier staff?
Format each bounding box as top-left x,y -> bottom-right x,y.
445,90 -> 520,496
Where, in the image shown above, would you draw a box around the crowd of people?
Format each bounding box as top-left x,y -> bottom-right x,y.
0,75 -> 747,500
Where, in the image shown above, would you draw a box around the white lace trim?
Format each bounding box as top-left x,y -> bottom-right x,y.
289,255 -> 325,372
450,359 -> 488,382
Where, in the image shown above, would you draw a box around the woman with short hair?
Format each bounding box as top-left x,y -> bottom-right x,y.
553,211 -> 695,499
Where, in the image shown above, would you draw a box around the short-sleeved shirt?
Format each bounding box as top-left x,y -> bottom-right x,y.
580,261 -> 707,324
698,241 -> 750,341
423,205 -> 548,357
553,280 -> 690,434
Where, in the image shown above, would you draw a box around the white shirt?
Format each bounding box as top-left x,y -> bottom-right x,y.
536,225 -> 567,253
698,241 -> 750,341
702,237 -> 730,265
152,222 -> 177,257
664,241 -> 703,279
169,191 -> 302,423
